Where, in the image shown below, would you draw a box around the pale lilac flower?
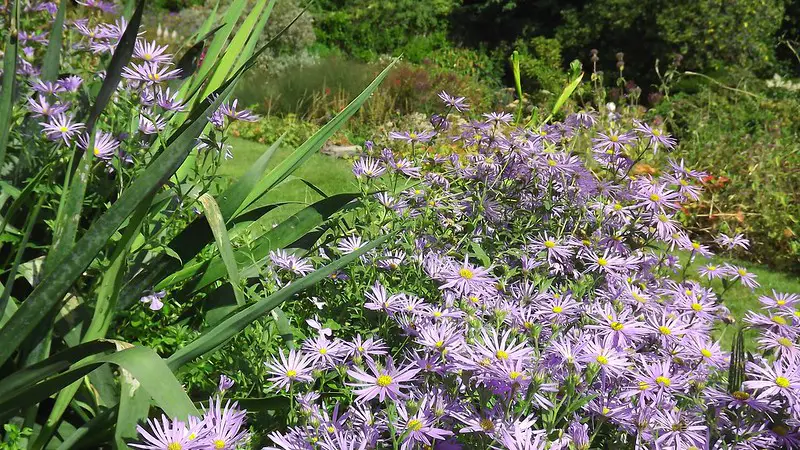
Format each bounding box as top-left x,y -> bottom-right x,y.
155,87 -> 186,111
31,79 -> 64,95
202,397 -> 249,450
264,349 -> 314,391
724,263 -> 760,289
388,130 -> 436,144
352,157 -> 386,178
716,233 -> 750,250
138,113 -> 166,135
633,120 -> 677,152
27,95 -> 69,117
438,91 -> 469,111
220,99 -> 259,122
396,404 -> 452,450
218,374 -> 234,393
122,62 -> 182,85
139,291 -> 166,311
438,256 -> 496,297
133,40 -> 172,64
743,359 -> 800,404
41,114 -> 84,145
346,357 -> 420,402
58,75 -> 83,92
337,235 -> 365,254
78,131 -> 119,160
131,416 -> 191,450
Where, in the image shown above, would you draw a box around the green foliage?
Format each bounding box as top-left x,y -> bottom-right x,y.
514,37 -> 566,97
653,71 -> 800,271
313,0 -> 458,60
1,424 -> 32,450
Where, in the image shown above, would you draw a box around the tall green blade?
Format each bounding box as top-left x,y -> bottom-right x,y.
0,0 -> 20,172
167,234 -> 390,369
40,0 -> 68,82
0,76 -> 240,368
198,193 -> 244,305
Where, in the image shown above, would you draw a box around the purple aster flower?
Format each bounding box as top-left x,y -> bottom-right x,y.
336,235 -> 365,254
352,157 -> 386,178
579,338 -> 628,379
78,130 -> 119,160
346,356 -> 420,403
438,255 -> 496,298
27,95 -> 69,117
583,249 -> 630,275
201,397 -> 249,450
269,249 -> 314,276
131,416 -> 191,450
496,422 -> 546,450
473,328 -> 532,363
396,403 -> 452,450
375,249 -> 406,270
57,75 -> 83,92
529,233 -> 573,266
364,281 -> 404,315
344,334 -> 388,361
438,91 -> 469,111
716,233 -> 750,250
757,331 -> 799,361
633,182 -> 681,213
743,359 -> 800,406
390,158 -> 422,178
698,263 -> 729,280
139,290 -> 166,311
418,321 -> 463,354
760,290 -> 800,312
482,111 -> 514,124
388,130 -> 437,144
218,374 -> 234,393
591,130 -> 637,154
586,304 -> 648,347
31,79 -> 65,95
133,39 -> 172,64
633,120 -> 677,152
122,62 -> 182,85
724,264 -> 760,289
220,99 -> 259,122
138,113 -> 166,135
41,113 -> 84,145
155,87 -> 186,112
652,409 -> 707,449
264,349 -> 314,391
76,0 -> 117,13
302,335 -> 345,368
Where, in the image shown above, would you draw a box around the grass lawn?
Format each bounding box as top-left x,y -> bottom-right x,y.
221,137 -> 800,346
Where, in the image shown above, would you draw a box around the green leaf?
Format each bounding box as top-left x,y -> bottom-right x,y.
199,193 -> 244,306
160,193 -> 359,293
217,133 -> 284,221
550,71 -> 583,117
235,59 -> 399,216
40,0 -> 68,82
271,307 -> 293,349
0,0 -> 20,172
167,234 -> 391,370
0,346 -> 198,420
0,68 -> 241,368
0,161 -> 52,237
202,0 -> 273,98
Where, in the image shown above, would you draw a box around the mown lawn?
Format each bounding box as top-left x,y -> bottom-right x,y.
221,137 -> 800,347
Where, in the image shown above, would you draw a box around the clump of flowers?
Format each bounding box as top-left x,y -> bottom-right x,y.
252,92 -> 800,449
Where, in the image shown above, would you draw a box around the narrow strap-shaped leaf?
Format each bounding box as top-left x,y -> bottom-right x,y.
0,68 -> 241,368
199,193 -> 244,305
115,371 -> 151,448
232,0 -> 278,72
217,133 -> 284,221
167,234 -> 390,370
157,193 -> 359,293
202,0 -> 272,98
0,161 -> 51,237
85,0 -> 144,133
40,0 -> 68,82
0,0 -> 20,172
0,195 -> 44,318
235,59 -> 398,216
175,23 -> 225,81
0,346 -> 199,420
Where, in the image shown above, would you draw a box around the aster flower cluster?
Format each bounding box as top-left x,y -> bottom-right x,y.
132,397 -> 249,450
259,92 -> 800,449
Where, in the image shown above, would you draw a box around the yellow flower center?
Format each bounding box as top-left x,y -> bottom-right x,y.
700,349 -> 712,358
691,303 -> 703,312
409,133 -> 418,140
58,126 -> 68,133
707,265 -> 717,271
737,268 -> 747,276
778,337 -> 793,347
357,346 -> 365,352
597,258 -> 608,266
602,407 -> 611,415
649,193 -> 661,202
610,135 -> 619,142
776,377 -> 791,388
93,147 -> 101,156
149,73 -> 161,81
653,129 -> 662,136
433,311 -> 442,318
480,418 -> 495,432
547,159 -> 557,167
496,350 -> 509,360
658,326 -> 672,335
509,371 -> 523,380
214,440 -> 225,449
326,426 -> 335,433
407,419 -> 423,431
610,321 -> 624,331
459,268 -> 474,279
632,292 -> 646,303
638,381 -> 650,391
613,203 -> 623,211
778,299 -> 787,306
167,443 -> 182,450
552,306 -> 563,314
286,369 -> 297,378
188,433 -> 196,441
679,179 -> 689,186
377,375 -> 393,387
544,240 -> 556,248
319,348 -> 328,355
144,53 -> 153,60
772,316 -> 787,325
435,340 -> 444,348
691,242 -> 700,250
656,376 -> 671,387
596,355 -> 609,365
733,391 -> 750,400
